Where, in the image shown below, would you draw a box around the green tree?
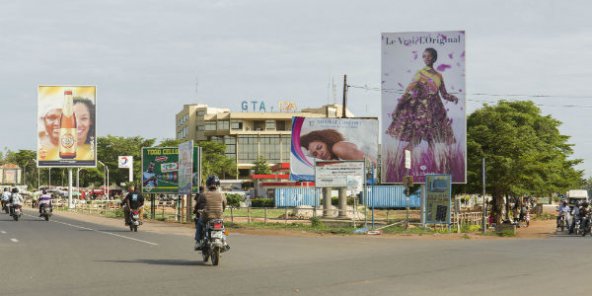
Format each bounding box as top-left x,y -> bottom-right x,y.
461,100 -> 582,223
97,135 -> 156,188
1,149 -> 38,189
158,138 -> 184,147
253,155 -> 272,174
198,141 -> 237,181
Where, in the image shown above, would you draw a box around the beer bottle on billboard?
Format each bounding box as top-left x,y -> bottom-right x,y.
59,90 -> 77,159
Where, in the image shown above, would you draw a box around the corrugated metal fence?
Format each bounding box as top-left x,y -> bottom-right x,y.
275,187 -> 321,207
365,185 -> 421,209
275,186 -> 421,209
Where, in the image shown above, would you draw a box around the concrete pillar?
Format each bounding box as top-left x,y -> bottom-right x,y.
338,188 -> 348,218
323,187 -> 332,218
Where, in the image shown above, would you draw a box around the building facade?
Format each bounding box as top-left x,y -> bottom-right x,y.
176,103 -> 352,176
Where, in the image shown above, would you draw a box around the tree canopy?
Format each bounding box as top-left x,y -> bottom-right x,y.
462,100 -> 583,222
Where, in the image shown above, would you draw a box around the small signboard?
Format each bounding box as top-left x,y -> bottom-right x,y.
314,161 -> 365,192
423,174 -> 452,225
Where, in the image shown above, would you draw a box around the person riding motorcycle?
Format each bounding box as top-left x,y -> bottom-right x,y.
579,201 -> 590,231
1,187 -> 10,212
122,185 -> 145,226
569,202 -> 580,234
10,188 -> 23,216
557,201 -> 570,227
194,175 -> 227,250
38,189 -> 53,216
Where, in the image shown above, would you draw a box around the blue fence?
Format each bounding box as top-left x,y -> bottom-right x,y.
365,185 -> 421,209
275,187 -> 321,207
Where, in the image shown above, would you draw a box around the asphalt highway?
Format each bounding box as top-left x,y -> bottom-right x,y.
0,209 -> 589,296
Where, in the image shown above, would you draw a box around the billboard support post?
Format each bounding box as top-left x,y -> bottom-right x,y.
68,168 -> 73,209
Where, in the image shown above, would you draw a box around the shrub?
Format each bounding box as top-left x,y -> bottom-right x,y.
331,197 -> 355,206
226,193 -> 242,208
251,198 -> 274,208
310,216 -> 323,228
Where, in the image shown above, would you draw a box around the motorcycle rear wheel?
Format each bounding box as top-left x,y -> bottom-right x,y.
211,247 -> 220,266
44,215 -> 49,221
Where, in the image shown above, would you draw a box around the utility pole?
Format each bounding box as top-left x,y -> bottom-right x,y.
342,75 -> 348,118
482,158 -> 487,234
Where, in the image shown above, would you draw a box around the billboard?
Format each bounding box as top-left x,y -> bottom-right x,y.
178,141 -> 194,195
423,174 -> 452,224
37,86 -> 97,167
141,147 -> 200,194
290,117 -> 378,181
381,31 -> 466,184
314,161 -> 365,191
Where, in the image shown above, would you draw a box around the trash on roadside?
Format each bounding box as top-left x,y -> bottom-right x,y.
353,227 -> 368,234
367,230 -> 382,235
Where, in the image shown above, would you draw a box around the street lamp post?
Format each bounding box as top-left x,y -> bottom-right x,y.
97,161 -> 110,199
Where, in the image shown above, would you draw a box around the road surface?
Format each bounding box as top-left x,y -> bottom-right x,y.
0,209 -> 589,296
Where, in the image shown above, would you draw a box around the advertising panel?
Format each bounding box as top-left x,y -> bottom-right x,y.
141,147 -> 200,194
381,31 -> 466,184
314,161 -> 365,191
178,141 -> 194,195
37,86 -> 97,167
290,117 -> 378,182
423,174 -> 452,224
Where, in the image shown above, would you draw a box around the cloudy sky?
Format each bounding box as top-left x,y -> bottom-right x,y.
1,0 -> 591,177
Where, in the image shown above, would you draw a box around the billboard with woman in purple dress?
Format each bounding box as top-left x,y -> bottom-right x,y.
381,31 -> 466,184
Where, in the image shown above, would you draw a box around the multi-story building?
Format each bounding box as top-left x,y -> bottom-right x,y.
176,103 -> 352,176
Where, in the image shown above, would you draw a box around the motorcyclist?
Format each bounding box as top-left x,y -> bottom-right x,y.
557,201 -> 570,227
38,189 -> 53,216
579,201 -> 590,231
10,188 -> 23,216
1,188 -> 10,212
122,185 -> 145,226
194,175 -> 227,250
569,202 -> 580,234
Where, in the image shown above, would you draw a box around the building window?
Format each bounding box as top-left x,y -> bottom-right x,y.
253,121 -> 265,131
276,120 -> 287,131
197,125 -> 205,131
231,120 -> 243,131
205,122 -> 216,131
265,120 -> 276,130
217,120 -> 229,131
197,110 -> 206,116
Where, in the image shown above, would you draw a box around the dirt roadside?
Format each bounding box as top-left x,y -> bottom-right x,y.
42,209 -> 556,240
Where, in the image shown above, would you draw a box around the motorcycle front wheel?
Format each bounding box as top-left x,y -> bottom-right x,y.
13,215 -> 18,221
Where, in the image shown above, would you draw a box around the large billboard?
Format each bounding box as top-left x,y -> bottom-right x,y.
37,86 -> 97,167
290,117 -> 378,181
141,147 -> 200,194
381,31 -> 466,184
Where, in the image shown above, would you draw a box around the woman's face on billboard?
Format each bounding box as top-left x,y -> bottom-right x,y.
74,102 -> 91,144
308,141 -> 331,160
422,50 -> 435,67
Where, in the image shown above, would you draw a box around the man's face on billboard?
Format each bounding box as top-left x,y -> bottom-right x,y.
44,108 -> 62,145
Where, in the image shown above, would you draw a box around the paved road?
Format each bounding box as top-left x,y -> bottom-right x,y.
0,210 -> 590,296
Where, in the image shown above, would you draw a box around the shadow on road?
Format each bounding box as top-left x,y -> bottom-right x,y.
98,259 -> 205,266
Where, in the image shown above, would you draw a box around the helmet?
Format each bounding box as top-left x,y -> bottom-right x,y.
583,201 -> 589,208
206,175 -> 220,188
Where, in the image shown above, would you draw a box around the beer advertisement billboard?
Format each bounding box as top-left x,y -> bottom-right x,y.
141,147 -> 200,194
37,86 -> 97,167
290,117 -> 378,181
381,31 -> 466,184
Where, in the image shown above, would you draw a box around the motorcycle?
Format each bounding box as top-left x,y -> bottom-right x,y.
201,218 -> 230,266
40,204 -> 52,221
580,213 -> 591,237
557,212 -> 567,232
129,209 -> 140,232
10,205 -> 22,221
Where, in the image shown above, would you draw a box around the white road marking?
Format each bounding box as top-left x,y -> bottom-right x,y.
23,213 -> 158,246
0,230 -> 6,234
10,238 -> 18,243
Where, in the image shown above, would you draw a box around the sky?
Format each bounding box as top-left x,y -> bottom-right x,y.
1,0 -> 591,177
